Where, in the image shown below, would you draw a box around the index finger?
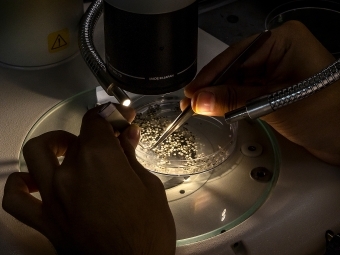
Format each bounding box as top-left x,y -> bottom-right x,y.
79,106 -> 124,149
78,106 -> 132,167
23,131 -> 77,201
73,105 -> 145,185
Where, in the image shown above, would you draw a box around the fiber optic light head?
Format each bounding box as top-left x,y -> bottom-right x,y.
122,99 -> 131,107
107,83 -> 131,106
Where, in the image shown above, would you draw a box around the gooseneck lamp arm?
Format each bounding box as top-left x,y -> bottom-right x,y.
79,0 -> 131,106
225,59 -> 340,123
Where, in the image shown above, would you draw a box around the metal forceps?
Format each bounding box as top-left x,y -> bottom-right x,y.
150,30 -> 272,149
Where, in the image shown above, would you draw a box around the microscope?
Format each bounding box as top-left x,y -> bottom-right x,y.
79,0 -> 198,106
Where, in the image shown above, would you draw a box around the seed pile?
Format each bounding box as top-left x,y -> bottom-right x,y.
133,104 -> 200,161
133,103 -> 233,175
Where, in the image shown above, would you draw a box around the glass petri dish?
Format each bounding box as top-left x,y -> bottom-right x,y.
18,88 -> 280,245
132,95 -> 237,176
265,0 -> 340,58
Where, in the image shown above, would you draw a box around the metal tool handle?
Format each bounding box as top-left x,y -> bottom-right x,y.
225,58 -> 340,123
150,106 -> 194,149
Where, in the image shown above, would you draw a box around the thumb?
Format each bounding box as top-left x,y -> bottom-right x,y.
190,84 -> 267,116
120,124 -> 141,149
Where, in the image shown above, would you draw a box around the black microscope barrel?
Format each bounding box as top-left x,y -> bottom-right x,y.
104,0 -> 198,94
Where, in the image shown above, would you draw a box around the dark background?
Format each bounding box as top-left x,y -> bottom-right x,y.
198,0 -> 290,44
198,0 -> 340,57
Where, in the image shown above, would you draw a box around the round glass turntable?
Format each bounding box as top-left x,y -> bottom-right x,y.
19,88 -> 280,246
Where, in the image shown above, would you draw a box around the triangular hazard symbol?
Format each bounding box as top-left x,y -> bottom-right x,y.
51,35 -> 67,50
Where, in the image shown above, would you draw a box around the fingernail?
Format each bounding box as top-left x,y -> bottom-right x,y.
195,91 -> 215,114
127,124 -> 140,140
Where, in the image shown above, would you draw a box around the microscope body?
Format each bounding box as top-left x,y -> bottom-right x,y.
103,0 -> 198,94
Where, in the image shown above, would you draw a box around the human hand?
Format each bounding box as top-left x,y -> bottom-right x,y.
2,105 -> 176,255
181,20 -> 340,166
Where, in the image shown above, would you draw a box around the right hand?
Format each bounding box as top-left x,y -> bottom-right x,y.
181,21 -> 340,165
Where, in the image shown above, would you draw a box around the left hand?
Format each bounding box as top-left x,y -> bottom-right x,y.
2,105 -> 176,255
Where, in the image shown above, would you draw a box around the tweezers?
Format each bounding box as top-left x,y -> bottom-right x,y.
150,30 -> 272,149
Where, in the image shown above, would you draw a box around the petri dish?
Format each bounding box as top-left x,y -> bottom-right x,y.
18,88 -> 280,245
265,0 -> 340,58
131,95 -> 238,176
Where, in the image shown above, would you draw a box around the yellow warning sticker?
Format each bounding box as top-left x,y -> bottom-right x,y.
48,28 -> 69,53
